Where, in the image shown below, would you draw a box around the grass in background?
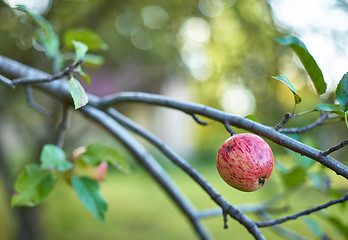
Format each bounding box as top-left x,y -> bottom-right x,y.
0,163 -> 346,240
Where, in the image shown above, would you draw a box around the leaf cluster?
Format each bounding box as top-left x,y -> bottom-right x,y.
12,144 -> 128,221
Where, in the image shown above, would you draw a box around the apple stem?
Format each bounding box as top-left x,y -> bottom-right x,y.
224,120 -> 236,136
223,210 -> 228,229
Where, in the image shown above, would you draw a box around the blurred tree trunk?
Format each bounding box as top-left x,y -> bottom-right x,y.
0,144 -> 41,240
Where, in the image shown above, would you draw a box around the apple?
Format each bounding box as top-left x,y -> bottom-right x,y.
216,133 -> 274,192
71,146 -> 108,182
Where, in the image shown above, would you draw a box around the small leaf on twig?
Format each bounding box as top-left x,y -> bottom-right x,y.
245,114 -> 260,123
272,75 -> 302,104
336,72 -> 348,112
84,54 -> 105,68
313,104 -> 344,118
68,76 -> 89,109
11,164 -> 56,207
82,144 -> 129,173
75,66 -> 91,84
15,5 -> 60,60
40,144 -> 73,171
72,175 -> 107,221
63,28 -> 108,51
72,40 -> 88,63
276,36 -> 326,95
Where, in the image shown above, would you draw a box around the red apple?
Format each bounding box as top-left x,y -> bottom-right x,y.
216,133 -> 274,192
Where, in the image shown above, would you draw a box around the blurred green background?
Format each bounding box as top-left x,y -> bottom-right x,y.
1,0 -> 348,239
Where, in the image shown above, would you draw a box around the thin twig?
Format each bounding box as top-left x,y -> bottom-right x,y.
321,138 -> 348,156
191,114 -> 208,125
0,74 -> 14,88
224,119 -> 236,136
55,105 -> 70,148
11,59 -> 84,86
274,113 -> 294,131
258,211 -> 310,240
223,211 -> 228,229
25,85 -> 51,116
256,194 -> 348,228
279,113 -> 329,134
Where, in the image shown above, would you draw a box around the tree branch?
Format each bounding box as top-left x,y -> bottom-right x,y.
11,59 -> 84,86
25,85 -> 51,116
274,113 -> 293,131
256,194 -> 348,228
258,211 -> 310,240
279,113 -> 329,134
1,56 -> 347,181
105,108 -> 266,239
1,55 -> 348,240
80,106 -> 213,240
321,138 -> 348,156
0,74 -> 14,88
55,105 -> 70,148
98,91 -> 348,180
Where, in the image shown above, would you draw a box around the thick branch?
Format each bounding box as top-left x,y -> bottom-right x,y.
106,108 -> 265,239
256,194 -> 348,228
2,56 -> 346,180
80,106 -> 213,240
98,91 -> 348,180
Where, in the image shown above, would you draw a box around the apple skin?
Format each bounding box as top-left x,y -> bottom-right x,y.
216,133 -> 274,192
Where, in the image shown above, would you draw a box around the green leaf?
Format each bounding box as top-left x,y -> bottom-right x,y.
345,111 -> 348,129
245,114 -> 260,123
68,76 -> 89,109
82,144 -> 129,173
12,164 -> 56,207
63,28 -> 108,51
272,75 -> 302,104
84,54 -> 105,68
308,171 -> 330,193
281,166 -> 306,188
294,155 -> 315,170
75,66 -> 91,84
313,104 -> 345,118
71,175 -> 107,221
336,73 -> 348,111
15,5 -> 60,59
275,161 -> 288,174
276,36 -> 326,95
40,144 -> 73,171
302,216 -> 323,238
72,40 -> 88,63
321,214 -> 348,237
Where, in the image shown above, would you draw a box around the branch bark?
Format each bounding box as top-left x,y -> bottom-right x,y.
80,106 -> 213,240
256,194 -> 348,228
106,108 -> 265,239
98,91 -> 348,180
